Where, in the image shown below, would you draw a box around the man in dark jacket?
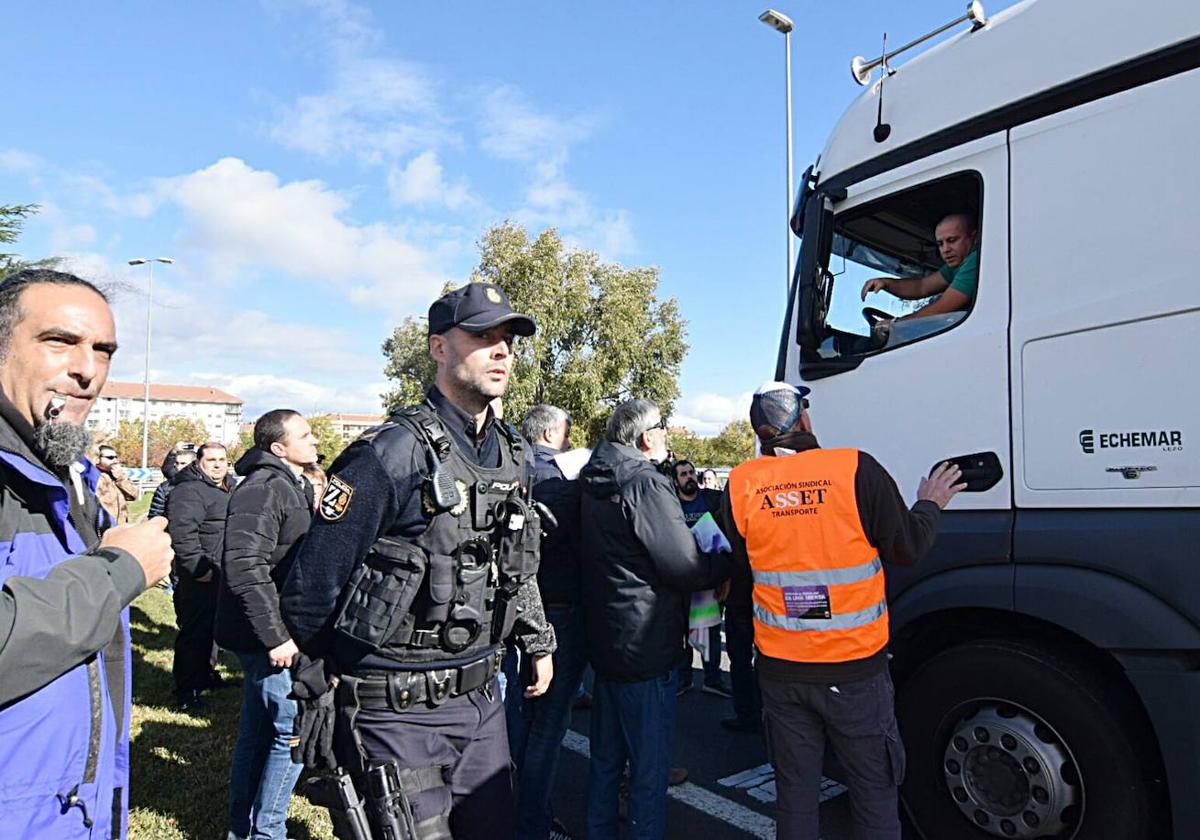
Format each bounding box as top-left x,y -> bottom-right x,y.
507,403 -> 585,840
0,268 -> 174,838
149,446 -> 196,519
218,409 -> 317,840
167,440 -> 232,711
580,399 -> 731,840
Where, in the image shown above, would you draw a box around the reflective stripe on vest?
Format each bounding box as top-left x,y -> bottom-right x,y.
728,447 -> 889,664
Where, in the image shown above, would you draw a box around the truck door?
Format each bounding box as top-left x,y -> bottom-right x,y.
784,133 -> 1013,603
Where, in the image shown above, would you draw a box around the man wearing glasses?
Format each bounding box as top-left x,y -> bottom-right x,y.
95,445 -> 140,525
579,400 -> 731,840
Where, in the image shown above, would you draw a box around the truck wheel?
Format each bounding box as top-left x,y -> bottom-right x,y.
896,639 -> 1158,840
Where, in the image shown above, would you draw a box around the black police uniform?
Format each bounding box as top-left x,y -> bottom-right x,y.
282,386 -> 555,840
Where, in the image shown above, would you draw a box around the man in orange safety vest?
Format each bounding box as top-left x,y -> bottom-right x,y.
717,382 -> 964,840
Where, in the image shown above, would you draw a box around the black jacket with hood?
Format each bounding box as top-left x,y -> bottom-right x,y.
531,443 -> 582,606
215,448 -> 312,652
579,439 -> 730,682
165,461 -> 231,582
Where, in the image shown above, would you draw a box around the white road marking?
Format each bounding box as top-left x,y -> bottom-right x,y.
719,763 -> 847,805
561,730 -> 778,839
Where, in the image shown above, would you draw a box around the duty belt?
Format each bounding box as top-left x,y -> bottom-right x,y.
350,650 -> 503,711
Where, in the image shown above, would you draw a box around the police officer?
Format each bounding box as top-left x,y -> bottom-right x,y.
717,382 -> 964,840
281,283 -> 556,840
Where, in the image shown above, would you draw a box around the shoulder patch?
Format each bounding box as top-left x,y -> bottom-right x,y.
320,475 -> 355,521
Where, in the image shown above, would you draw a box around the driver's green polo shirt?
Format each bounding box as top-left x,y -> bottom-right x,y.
938,247 -> 980,299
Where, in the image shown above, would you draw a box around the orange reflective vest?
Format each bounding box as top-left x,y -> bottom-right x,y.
728,448 -> 888,664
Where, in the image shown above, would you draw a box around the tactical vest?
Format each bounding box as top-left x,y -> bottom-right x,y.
728,448 -> 889,664
334,403 -> 541,667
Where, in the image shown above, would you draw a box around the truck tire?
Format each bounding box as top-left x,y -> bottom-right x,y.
896,639 -> 1159,840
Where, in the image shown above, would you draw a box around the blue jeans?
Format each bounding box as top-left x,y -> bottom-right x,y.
506,605 -> 590,840
227,650 -> 303,840
588,670 -> 678,840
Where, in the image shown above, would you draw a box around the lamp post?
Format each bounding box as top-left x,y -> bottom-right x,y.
759,9 -> 795,295
127,257 -> 174,471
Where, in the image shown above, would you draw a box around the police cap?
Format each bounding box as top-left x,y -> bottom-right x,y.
428,283 -> 537,337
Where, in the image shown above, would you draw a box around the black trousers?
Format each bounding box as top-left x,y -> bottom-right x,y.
343,677 -> 514,840
171,578 -> 218,696
760,669 -> 905,840
725,603 -> 761,721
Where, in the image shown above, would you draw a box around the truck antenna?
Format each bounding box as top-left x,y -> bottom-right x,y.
874,32 -> 893,143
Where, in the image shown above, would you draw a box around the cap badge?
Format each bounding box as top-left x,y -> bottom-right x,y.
485,286 -> 502,304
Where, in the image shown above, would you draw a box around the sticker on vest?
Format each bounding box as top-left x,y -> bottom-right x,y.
320,475 -> 355,521
782,585 -> 832,620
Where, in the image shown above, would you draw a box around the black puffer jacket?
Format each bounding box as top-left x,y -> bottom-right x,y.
215,449 -> 312,652
165,462 -> 231,581
531,444 -> 582,605
580,440 -> 730,682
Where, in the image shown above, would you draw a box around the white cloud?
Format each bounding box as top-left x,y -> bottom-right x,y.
49,224 -> 97,252
266,2 -> 452,165
189,372 -> 387,417
0,148 -> 42,174
479,85 -> 595,166
387,151 -> 473,209
271,58 -> 454,164
672,390 -> 753,437
157,157 -> 457,315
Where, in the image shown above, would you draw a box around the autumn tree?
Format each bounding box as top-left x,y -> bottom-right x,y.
104,416 -> 209,468
308,415 -> 348,466
226,427 -> 255,464
382,222 -> 688,445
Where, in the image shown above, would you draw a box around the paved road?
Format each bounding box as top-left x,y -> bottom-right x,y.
543,672 -> 913,840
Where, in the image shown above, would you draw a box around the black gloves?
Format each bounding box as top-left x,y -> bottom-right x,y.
290,653 -> 338,770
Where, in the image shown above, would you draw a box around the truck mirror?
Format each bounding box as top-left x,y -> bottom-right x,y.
796,193 -> 836,351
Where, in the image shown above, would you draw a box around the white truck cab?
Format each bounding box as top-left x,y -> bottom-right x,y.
778,1 -> 1200,837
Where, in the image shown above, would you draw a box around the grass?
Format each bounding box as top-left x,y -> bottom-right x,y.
128,587 -> 334,840
129,493 -> 153,522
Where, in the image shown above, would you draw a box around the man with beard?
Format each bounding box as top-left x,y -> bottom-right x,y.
95,444 -> 140,525
0,269 -> 174,839
672,459 -> 731,699
282,283 -> 555,840
167,440 -> 233,712
580,400 -> 731,840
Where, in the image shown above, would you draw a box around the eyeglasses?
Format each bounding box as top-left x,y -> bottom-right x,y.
99,454 -> 118,461
648,417 -> 669,431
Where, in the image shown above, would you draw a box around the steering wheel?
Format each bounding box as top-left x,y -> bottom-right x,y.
862,307 -> 895,330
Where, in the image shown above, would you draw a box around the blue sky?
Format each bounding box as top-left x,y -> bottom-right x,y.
1,0 -> 1016,434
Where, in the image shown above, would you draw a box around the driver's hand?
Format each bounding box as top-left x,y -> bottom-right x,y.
861,277 -> 891,301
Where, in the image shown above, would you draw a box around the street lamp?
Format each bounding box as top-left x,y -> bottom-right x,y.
759,8 -> 795,296
127,257 -> 174,471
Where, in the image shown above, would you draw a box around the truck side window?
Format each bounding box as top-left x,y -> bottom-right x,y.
815,172 -> 981,358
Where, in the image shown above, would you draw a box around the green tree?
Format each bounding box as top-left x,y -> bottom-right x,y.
308,415 -> 348,466
668,429 -> 711,466
382,222 -> 689,445
1,204 -> 39,275
105,416 -> 210,468
704,419 -> 756,467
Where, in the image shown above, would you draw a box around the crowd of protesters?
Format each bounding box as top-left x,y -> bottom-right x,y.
0,270 -> 963,840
